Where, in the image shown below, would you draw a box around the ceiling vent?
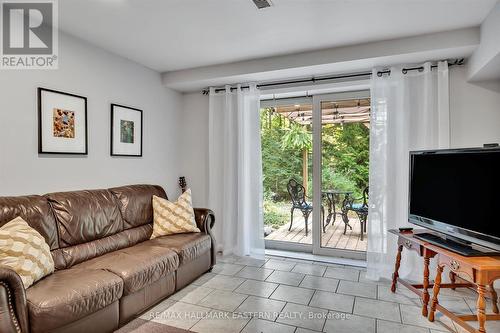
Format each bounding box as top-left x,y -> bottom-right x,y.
252,0 -> 272,9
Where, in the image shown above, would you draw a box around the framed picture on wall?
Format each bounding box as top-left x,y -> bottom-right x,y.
38,88 -> 88,154
110,104 -> 143,157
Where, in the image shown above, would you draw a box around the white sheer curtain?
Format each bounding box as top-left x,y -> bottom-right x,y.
367,61 -> 450,281
208,84 -> 265,259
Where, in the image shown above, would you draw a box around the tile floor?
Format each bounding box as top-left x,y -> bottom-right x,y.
141,254 -> 500,333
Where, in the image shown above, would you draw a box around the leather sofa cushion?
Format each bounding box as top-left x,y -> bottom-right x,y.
109,185 -> 167,229
51,224 -> 153,270
0,195 -> 59,250
45,189 -> 124,247
147,233 -> 211,265
26,269 -> 123,333
75,243 -> 179,295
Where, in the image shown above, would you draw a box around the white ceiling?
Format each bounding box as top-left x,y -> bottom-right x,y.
59,0 -> 497,73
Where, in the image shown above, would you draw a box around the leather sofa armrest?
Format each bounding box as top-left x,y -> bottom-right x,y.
193,208 -> 216,267
193,208 -> 215,233
0,267 -> 29,333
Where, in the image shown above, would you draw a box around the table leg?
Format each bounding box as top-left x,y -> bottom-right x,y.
356,212 -> 364,241
360,220 -> 364,241
341,194 -> 352,234
422,257 -> 430,317
490,283 -> 499,314
332,200 -> 337,223
391,244 -> 403,293
429,265 -> 443,322
342,213 -> 349,234
449,271 -> 456,290
326,194 -> 333,224
477,284 -> 487,333
322,206 -> 326,233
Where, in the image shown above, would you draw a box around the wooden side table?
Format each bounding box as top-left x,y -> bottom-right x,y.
389,229 -> 439,316
427,243 -> 500,333
389,229 -> 500,333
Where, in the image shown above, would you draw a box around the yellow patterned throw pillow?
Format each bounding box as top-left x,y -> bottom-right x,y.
151,189 -> 201,238
0,217 -> 54,288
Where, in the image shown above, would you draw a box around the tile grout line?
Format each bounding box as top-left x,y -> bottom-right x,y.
462,296 -> 475,315
320,309 -> 328,333
266,281 -> 280,301
308,289 -> 317,307
297,272 -> 307,286
231,275 -> 247,292
320,264 -> 328,278
175,301 -> 214,331
237,315 -> 252,333
235,291 -> 255,333
193,286 -> 217,305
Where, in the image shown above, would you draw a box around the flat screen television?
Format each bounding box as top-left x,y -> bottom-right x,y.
409,147 -> 500,254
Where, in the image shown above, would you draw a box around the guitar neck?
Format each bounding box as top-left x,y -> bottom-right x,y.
179,177 -> 187,193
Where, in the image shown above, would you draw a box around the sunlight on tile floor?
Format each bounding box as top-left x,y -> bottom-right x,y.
138,254 -> 500,333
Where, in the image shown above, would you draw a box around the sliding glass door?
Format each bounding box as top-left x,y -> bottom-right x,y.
311,91 -> 370,259
262,91 -> 370,260
261,96 -> 315,252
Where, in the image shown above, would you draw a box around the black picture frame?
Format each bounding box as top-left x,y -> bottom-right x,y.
38,87 -> 88,155
110,103 -> 143,157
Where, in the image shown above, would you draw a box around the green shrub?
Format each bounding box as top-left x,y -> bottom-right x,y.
322,168 -> 360,197
263,200 -> 289,228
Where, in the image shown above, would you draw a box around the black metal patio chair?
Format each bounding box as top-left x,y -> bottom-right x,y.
287,179 -> 325,236
344,186 -> 369,240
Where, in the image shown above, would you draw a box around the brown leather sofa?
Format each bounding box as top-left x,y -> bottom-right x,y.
0,184 -> 216,333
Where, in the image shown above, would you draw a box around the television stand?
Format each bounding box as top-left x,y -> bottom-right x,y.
414,232 -> 500,257
389,229 -> 500,333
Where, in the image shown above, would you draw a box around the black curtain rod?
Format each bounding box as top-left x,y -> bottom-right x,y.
376,58 -> 464,76
202,59 -> 464,95
202,72 -> 369,95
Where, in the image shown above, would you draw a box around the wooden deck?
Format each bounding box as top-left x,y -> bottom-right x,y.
265,213 -> 367,252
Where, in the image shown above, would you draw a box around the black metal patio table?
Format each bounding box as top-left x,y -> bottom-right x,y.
321,190 -> 353,233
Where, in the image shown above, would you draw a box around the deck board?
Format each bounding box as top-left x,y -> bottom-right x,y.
265,212 -> 367,252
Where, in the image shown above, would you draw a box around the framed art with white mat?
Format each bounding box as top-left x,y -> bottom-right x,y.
38,88 -> 88,154
110,104 -> 143,157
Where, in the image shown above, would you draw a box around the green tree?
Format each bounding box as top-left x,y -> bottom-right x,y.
260,108 -> 369,201
260,108 -> 304,200
281,123 -> 312,151
321,123 -> 369,195
281,122 -> 312,195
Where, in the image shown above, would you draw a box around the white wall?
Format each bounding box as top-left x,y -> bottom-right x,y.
180,93 -> 209,207
0,33 -> 183,197
180,92 -> 222,245
468,2 -> 500,81
449,66 -> 500,147
179,93 -> 222,242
